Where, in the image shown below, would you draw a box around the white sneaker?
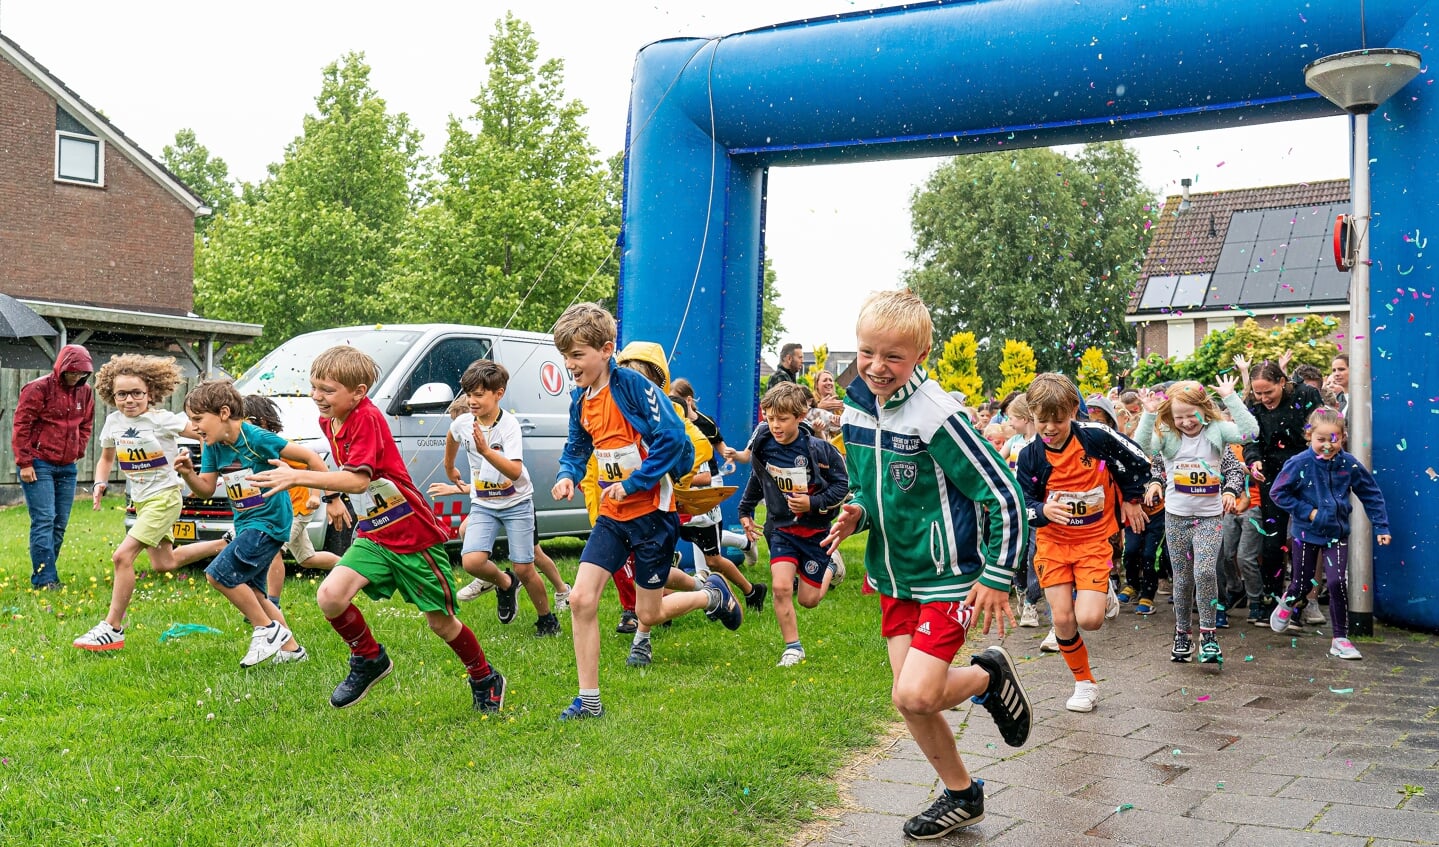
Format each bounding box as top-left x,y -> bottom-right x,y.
1066,680 -> 1100,713
1040,628 -> 1060,652
73,620 -> 124,652
553,588 -> 571,614
1302,605 -> 1327,626
777,646 -> 806,667
1019,602 -> 1040,628
1329,637 -> 1363,660
1105,583 -> 1120,619
240,621 -> 292,668
272,644 -> 309,664
743,540 -> 758,568
830,551 -> 846,585
457,578 -> 493,602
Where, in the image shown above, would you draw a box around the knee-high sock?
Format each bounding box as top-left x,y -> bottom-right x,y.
329,603 -> 381,660
447,624 -> 492,680
1057,632 -> 1094,683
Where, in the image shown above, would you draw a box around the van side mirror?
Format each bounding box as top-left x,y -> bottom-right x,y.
403,382 -> 455,415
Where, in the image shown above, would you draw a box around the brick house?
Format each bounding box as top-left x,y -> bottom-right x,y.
0,31 -> 259,373
1127,179 -> 1351,361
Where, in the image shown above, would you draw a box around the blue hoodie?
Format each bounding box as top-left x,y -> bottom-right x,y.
555,358 -> 693,498
1270,449 -> 1389,546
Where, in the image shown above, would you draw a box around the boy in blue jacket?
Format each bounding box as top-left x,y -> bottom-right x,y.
1268,407 -> 1390,659
550,304 -> 743,719
738,382 -> 849,667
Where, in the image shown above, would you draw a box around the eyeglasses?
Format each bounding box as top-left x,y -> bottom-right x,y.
114,390 -> 147,400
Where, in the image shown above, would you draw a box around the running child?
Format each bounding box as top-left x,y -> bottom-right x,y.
75,355 -> 196,651
551,304 -> 743,719
1017,373 -> 1152,712
1133,377 -> 1257,666
172,380 -> 315,667
243,394 -> 339,613
1268,407 -> 1391,659
738,382 -> 848,667
248,347 -> 507,710
826,290 -> 1030,840
444,359 -> 561,638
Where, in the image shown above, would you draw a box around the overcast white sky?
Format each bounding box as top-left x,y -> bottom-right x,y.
3,0 -> 1349,360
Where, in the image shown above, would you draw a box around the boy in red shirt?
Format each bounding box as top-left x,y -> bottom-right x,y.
251,346 -> 506,711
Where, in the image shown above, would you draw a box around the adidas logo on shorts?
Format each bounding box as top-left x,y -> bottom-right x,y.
917,621 -> 932,635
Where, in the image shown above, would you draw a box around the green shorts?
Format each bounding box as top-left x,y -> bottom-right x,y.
128,487 -> 183,548
341,538 -> 457,615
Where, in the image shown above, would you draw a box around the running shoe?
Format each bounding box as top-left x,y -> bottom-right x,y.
534,613 -> 562,638
1171,629 -> 1195,663
969,646 -> 1031,747
73,621 -> 124,652
1065,681 -> 1100,713
703,573 -> 743,630
627,638 -> 653,667
330,646 -> 394,709
470,670 -> 506,712
615,609 -> 638,634
559,696 -> 605,720
495,569 -> 520,624
1105,582 -> 1121,619
457,578 -> 493,602
1329,637 -> 1363,660
1039,628 -> 1060,653
1198,631 -> 1223,665
240,621 -> 292,668
902,782 -> 985,840
272,645 -> 309,664
1018,602 -> 1040,628
1269,595 -> 1298,633
744,582 -> 768,613
777,646 -> 805,667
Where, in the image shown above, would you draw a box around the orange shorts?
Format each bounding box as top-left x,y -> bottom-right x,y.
1034,541 -> 1112,592
879,595 -> 973,663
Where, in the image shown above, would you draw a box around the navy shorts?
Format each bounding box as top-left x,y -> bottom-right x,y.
206,528 -> 285,593
678,521 -> 721,557
767,528 -> 833,588
582,511 -> 679,591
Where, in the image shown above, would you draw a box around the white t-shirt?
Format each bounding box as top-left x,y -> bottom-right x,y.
99,408 -> 187,503
449,411 -> 533,509
1164,432 -> 1224,518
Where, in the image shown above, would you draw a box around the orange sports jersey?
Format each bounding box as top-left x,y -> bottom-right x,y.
582,384 -> 670,522
1036,432 -> 1120,548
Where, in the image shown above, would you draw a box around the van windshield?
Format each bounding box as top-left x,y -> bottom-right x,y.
235,329 -> 422,396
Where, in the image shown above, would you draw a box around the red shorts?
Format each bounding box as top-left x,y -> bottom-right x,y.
879,595 -> 972,663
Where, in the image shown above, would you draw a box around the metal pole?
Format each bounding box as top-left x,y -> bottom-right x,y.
1347,111 -> 1374,637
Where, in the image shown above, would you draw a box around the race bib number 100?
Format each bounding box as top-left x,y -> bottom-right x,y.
767,463 -> 810,495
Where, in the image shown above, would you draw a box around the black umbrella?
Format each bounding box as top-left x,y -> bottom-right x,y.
0,293 -> 57,339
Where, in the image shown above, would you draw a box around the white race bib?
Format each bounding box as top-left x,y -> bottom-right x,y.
471,467 -> 516,499
1051,486 -> 1106,526
767,463 -> 810,495
222,468 -> 265,512
596,444 -> 643,489
353,478 -> 416,533
116,433 -> 168,476
1172,459 -> 1220,496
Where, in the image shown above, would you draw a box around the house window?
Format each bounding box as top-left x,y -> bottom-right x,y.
55,106 -> 103,186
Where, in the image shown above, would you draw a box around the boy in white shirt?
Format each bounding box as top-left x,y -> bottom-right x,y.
448,360 -> 560,637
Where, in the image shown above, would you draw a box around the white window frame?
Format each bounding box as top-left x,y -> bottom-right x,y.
55,130 -> 104,187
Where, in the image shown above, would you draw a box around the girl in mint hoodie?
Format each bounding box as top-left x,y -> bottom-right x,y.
1135,375 -> 1257,666
1269,407 -> 1390,660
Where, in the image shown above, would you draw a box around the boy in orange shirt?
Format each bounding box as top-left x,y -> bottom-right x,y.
550,303 -> 743,719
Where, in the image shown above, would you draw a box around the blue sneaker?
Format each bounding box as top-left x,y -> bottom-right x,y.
1215,609 -> 1230,629
559,696 -> 604,721
703,574 -> 743,631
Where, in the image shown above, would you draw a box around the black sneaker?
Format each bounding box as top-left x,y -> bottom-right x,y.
534,613 -> 562,638
1171,630 -> 1195,663
616,609 -> 638,634
330,646 -> 394,709
969,645 -> 1031,747
627,638 -> 652,667
496,569 -> 520,625
903,781 -> 985,840
744,582 -> 768,613
470,670 -> 506,712
703,574 -> 743,631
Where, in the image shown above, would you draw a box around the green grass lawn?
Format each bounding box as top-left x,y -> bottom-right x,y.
0,502 -> 896,846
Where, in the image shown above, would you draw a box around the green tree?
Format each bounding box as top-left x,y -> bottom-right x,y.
195,53 -> 422,370
161,128 -> 233,235
933,331 -> 983,401
760,257 -> 786,351
998,339 -> 1037,398
1128,316 -> 1340,387
906,142 -> 1153,386
1077,346 -> 1111,395
384,14 -> 615,331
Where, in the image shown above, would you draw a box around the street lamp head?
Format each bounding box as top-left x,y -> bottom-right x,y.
1304,48 -> 1422,114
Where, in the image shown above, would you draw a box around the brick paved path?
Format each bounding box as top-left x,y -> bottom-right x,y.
799,609 -> 1439,846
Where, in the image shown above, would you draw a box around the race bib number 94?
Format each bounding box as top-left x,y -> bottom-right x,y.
596,444 -> 643,489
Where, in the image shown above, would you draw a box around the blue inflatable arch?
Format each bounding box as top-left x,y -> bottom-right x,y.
617,0 -> 1438,630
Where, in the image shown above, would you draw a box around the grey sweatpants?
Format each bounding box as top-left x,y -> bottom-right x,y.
1219,511 -> 1264,605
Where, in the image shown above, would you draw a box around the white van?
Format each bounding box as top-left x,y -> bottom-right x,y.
167,324 -> 588,556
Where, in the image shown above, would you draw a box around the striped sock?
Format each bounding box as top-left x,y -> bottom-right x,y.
579,688 -> 602,715
1057,632 -> 1095,683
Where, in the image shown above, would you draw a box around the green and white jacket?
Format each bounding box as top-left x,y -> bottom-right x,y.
841,367 -> 1027,602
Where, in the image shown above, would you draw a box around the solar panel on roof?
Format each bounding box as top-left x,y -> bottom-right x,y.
1239,273 -> 1279,306
1215,242 -> 1254,274
1311,265 -> 1351,302
1249,239 -> 1291,274
1275,267 -> 1316,303
1207,272 -> 1247,306
1171,274 -> 1210,309
1139,275 -> 1180,310
1259,209 -> 1297,240
1226,211 -> 1265,243
1290,205 -> 1335,237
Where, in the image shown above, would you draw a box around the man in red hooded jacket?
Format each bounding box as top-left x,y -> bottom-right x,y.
13,344 -> 94,589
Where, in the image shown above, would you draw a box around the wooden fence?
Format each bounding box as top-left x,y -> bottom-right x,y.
0,367 -> 198,490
